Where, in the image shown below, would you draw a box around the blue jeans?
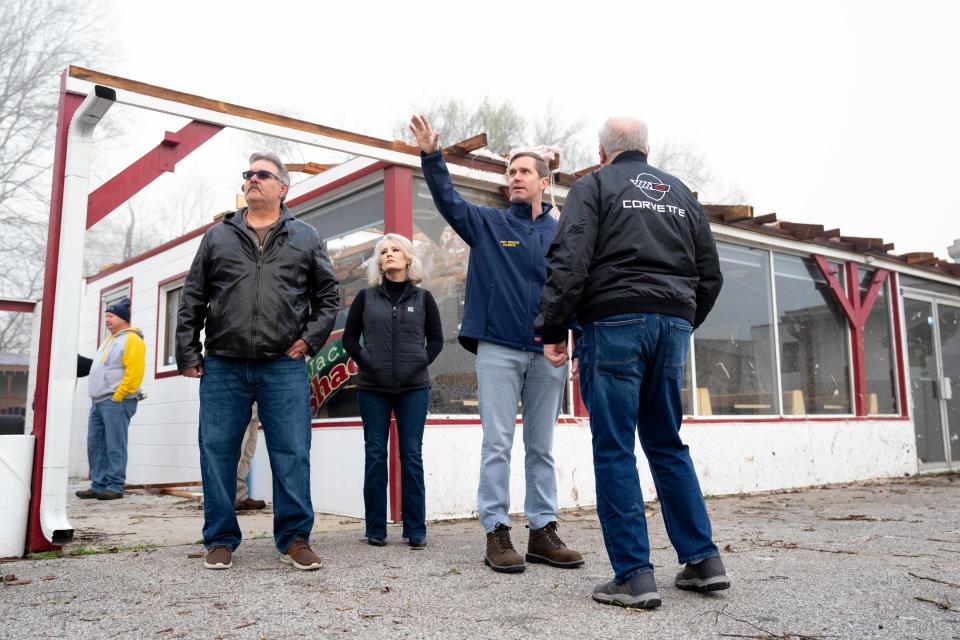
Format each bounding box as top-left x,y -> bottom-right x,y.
199,355 -> 313,553
579,313 -> 718,582
87,397 -> 137,493
357,388 -> 429,541
475,341 -> 567,533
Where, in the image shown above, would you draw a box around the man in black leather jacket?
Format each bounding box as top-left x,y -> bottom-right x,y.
535,117 -> 729,609
176,152 -> 339,572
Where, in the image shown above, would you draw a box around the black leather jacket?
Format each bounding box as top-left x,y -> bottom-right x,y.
535,151 -> 722,341
175,206 -> 340,369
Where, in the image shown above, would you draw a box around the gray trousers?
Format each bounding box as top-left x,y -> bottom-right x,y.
475,341 -> 567,533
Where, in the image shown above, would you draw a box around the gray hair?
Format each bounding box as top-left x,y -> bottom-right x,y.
598,116 -> 649,155
366,233 -> 424,286
248,151 -> 290,186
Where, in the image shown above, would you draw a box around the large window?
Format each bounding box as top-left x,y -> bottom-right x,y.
694,243 -> 778,415
774,255 -> 852,414
299,182 -> 385,419
413,177 -> 501,415
860,269 -> 898,414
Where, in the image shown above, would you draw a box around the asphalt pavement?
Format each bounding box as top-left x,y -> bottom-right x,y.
1,474 -> 958,639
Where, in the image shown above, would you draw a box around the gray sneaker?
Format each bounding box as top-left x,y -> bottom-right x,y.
592,570 -> 661,609
675,555 -> 731,592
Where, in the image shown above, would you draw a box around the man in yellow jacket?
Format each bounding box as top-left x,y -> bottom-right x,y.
76,297 -> 145,500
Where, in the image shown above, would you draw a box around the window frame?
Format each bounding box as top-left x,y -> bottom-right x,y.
154,271 -> 188,379
96,278 -> 133,347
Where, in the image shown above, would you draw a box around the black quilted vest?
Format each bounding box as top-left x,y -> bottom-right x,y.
354,283 -> 431,392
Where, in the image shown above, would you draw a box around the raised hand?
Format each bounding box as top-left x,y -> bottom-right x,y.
409,114 -> 441,155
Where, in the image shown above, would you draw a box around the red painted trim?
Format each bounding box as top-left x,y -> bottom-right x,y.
305,414 -> 904,429
87,222 -> 214,284
154,271 -> 188,380
383,165 -> 414,239
158,271 -> 189,288
28,79 -> 83,553
95,278 -> 134,348
860,270 -> 889,320
815,256 -> 894,416
0,300 -> 37,313
813,255 -> 855,323
683,415 -> 908,425
846,261 -> 868,415
889,272 -> 910,418
86,121 -> 223,229
85,161 -> 389,285
570,335 -> 587,417
381,164 -> 414,523
310,419 -> 364,428
286,162 -> 387,209
388,418 -> 402,523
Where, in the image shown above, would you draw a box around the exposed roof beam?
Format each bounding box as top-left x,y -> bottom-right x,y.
287,162 -> 337,175
65,66 -> 537,191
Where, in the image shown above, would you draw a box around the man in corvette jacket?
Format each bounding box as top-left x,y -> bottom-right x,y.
176,152 -> 339,572
410,114 -> 583,574
535,116 -> 729,609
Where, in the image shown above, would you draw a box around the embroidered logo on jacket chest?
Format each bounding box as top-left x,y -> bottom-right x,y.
499,240 -> 520,248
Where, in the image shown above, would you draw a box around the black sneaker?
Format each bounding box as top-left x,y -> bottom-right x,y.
592,571 -> 661,609
96,490 -> 123,500
675,555 -> 731,592
408,538 -> 427,550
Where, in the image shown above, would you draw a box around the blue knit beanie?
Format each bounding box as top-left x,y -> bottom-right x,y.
106,297 -> 131,323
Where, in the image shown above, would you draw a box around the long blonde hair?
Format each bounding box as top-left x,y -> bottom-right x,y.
366,233 -> 424,286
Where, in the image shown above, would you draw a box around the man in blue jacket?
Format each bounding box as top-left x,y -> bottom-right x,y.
410,114 -> 583,573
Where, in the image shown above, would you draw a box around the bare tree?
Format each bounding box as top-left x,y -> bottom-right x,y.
650,139 -> 747,204
0,0 -> 109,352
398,99 -> 593,171
84,177 -> 222,276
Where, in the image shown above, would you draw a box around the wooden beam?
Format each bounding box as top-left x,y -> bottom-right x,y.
573,164 -> 600,177
703,204 -> 753,223
447,133 -> 488,154
123,480 -> 203,489
286,162 -> 336,175
779,221 -> 825,240
70,65 -> 420,157
751,213 -> 778,225
840,235 -> 885,247
442,150 -> 508,176
554,172 -> 580,187
900,252 -> 936,264
722,205 -> 754,223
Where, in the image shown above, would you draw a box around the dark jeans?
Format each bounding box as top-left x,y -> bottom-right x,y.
579,313 -> 718,582
357,388 -> 429,541
87,397 -> 138,493
199,355 -> 313,553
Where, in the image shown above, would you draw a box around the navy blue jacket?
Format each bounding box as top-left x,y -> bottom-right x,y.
421,151 -> 557,354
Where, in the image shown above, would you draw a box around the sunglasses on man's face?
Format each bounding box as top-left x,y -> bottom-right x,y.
242,169 -> 280,181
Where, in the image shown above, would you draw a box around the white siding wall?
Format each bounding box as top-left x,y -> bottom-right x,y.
71,236 -> 918,520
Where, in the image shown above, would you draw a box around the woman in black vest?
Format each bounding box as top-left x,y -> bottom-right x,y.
342,233 -> 443,548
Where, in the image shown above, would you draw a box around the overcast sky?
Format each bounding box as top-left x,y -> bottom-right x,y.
95,0 -> 959,258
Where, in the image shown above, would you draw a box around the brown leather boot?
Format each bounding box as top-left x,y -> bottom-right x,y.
526,521 -> 584,568
484,523 -> 525,573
